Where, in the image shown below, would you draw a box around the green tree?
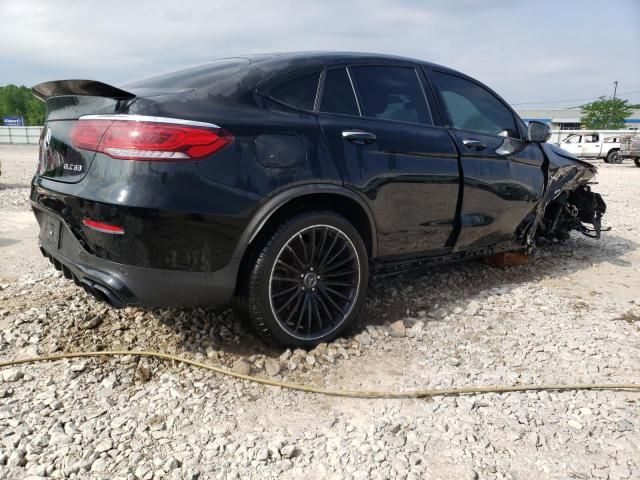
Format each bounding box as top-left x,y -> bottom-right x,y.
0,84 -> 46,125
581,97 -> 632,129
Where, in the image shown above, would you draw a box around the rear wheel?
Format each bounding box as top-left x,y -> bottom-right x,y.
607,150 -> 622,164
635,158 -> 640,168
236,211 -> 369,347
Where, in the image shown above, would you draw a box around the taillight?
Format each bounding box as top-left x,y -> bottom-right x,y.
71,118 -> 232,161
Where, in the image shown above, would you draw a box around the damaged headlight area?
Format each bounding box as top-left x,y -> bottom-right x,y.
537,185 -> 607,241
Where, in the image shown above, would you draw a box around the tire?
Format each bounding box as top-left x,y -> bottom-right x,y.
635,158 -> 640,168
606,150 -> 622,164
235,211 -> 369,348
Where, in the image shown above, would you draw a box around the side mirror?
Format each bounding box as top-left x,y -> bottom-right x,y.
527,121 -> 551,143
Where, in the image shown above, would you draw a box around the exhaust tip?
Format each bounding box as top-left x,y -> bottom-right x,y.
79,279 -> 124,309
46,256 -> 125,309
93,283 -> 124,309
80,280 -> 93,295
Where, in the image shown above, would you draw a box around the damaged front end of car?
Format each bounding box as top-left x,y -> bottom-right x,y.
537,184 -> 606,240
520,144 -> 607,247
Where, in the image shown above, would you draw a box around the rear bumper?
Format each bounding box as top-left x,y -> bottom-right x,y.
33,203 -> 238,308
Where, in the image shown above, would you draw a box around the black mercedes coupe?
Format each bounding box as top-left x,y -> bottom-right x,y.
31,52 -> 606,346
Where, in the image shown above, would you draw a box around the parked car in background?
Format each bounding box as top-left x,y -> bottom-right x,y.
31,52 -> 606,347
619,135 -> 640,167
558,133 -> 624,163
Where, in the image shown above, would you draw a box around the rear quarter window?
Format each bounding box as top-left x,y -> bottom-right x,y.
269,71 -> 321,111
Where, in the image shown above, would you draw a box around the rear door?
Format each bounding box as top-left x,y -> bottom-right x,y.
427,69 -> 545,251
317,64 -> 460,258
581,133 -> 602,158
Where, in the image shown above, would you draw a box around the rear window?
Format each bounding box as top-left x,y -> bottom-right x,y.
319,68 -> 359,116
269,71 -> 321,110
123,58 -> 250,89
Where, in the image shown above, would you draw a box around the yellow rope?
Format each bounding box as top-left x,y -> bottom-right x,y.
1,350 -> 638,399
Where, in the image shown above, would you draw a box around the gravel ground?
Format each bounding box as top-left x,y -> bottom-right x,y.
1,146 -> 639,479
0,145 -> 36,211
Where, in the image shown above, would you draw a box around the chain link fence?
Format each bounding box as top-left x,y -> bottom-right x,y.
0,126 -> 42,145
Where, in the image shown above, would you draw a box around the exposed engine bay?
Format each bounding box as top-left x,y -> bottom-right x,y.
520,143 -> 608,247
537,185 -> 607,240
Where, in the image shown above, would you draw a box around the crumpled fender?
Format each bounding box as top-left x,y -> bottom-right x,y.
521,143 -> 598,246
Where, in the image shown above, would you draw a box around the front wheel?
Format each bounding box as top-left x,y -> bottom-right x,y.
236,211 -> 369,348
607,150 -> 622,164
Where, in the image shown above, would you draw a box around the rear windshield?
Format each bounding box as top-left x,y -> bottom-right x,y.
123,58 -> 250,89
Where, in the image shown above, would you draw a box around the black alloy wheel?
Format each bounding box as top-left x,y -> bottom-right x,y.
236,211 -> 368,347
269,224 -> 360,339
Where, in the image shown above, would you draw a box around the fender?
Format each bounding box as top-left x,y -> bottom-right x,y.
605,148 -> 619,158
230,183 -> 378,263
518,143 -> 600,247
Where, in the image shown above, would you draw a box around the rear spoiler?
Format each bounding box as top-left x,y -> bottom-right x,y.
32,80 -> 136,101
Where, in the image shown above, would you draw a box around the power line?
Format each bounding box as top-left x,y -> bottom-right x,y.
512,90 -> 640,106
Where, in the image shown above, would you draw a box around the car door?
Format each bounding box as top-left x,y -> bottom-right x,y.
317,64 -> 461,258
560,134 -> 583,156
581,133 -> 601,157
427,69 -> 546,252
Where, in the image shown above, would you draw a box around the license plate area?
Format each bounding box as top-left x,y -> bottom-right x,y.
42,215 -> 61,250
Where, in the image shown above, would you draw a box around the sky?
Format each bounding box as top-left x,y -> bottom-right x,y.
1,0 -> 639,109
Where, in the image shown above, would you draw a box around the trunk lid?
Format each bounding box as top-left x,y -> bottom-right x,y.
33,80 -> 136,183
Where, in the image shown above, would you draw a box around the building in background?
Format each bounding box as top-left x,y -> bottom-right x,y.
516,108 -> 640,131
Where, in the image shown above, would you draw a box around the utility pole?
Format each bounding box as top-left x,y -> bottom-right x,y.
613,81 -> 618,99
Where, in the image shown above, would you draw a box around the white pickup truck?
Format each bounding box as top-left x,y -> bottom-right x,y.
558,133 -> 622,163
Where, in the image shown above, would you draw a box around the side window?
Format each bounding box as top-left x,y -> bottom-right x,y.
349,66 -> 432,125
269,71 -> 321,111
432,71 -> 518,137
319,68 -> 359,116
566,135 -> 582,144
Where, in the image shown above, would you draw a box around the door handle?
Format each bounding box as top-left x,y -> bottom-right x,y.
462,139 -> 486,150
342,130 -> 377,145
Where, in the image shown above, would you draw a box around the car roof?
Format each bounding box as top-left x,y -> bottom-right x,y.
122,51 -> 461,94
233,51 -> 466,93
123,51 -> 475,105
241,51 -> 454,72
